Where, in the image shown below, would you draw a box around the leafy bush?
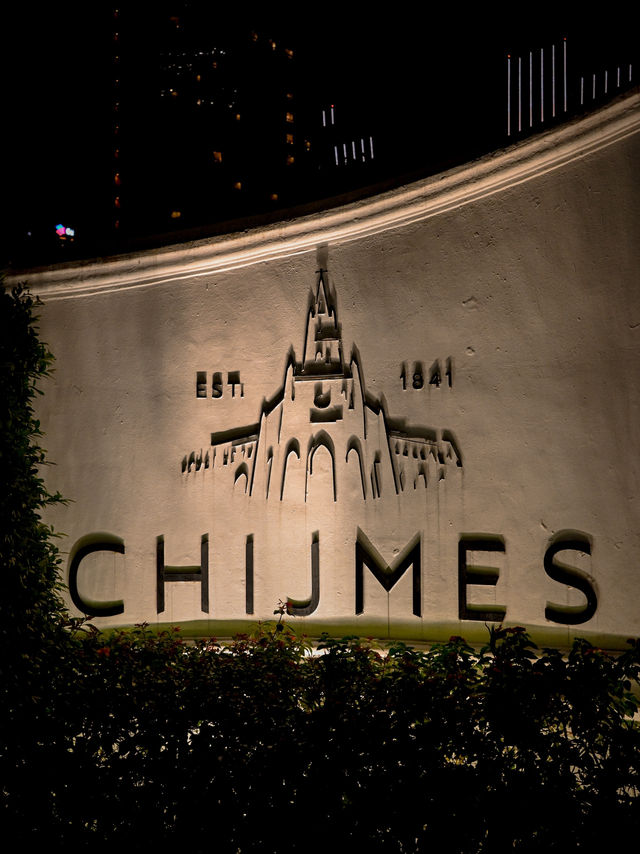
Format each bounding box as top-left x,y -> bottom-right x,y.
1,285 -> 70,840
0,285 -> 67,631
2,286 -> 639,851
8,620 -> 639,852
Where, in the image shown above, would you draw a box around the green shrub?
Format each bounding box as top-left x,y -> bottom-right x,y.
1,285 -> 71,839
9,621 -> 636,852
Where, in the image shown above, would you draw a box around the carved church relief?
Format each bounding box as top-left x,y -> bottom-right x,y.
183,270 -> 462,505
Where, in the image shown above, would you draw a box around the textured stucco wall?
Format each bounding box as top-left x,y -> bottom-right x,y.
14,93 -> 640,647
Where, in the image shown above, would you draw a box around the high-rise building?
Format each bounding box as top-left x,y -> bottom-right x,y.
110,9 -> 313,238
5,10 -> 635,268
102,6 -> 381,248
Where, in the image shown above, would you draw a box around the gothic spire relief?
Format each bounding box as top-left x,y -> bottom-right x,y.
182,270 -> 462,502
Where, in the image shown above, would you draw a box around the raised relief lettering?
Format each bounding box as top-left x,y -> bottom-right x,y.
458,536 -> 507,622
544,532 -> 597,625
287,532 -> 320,616
245,534 -> 254,615
401,358 -> 453,389
68,535 -> 125,617
212,371 -> 223,398
194,371 -> 243,398
157,534 -> 209,614
356,529 -> 421,617
227,371 -> 244,398
196,371 -> 207,398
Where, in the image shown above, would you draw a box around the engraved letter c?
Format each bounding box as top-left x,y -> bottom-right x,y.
68,535 -> 125,617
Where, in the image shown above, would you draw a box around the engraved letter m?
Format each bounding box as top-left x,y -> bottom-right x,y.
355,529 -> 421,617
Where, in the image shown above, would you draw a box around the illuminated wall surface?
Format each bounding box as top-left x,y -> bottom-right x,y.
15,94 -> 640,647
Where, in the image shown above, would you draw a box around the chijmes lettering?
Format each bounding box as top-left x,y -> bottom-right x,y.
69,529 -> 597,626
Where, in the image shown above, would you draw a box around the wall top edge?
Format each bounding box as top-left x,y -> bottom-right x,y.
7,92 -> 640,300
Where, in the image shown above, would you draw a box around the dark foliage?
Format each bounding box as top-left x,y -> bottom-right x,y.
0,285 -> 67,627
7,621 -> 639,853
2,286 -> 639,851
1,285 -> 70,838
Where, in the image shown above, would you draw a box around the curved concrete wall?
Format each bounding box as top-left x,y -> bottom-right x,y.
13,92 -> 640,647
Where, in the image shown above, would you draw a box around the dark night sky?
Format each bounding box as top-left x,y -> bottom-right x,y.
4,7 -> 637,267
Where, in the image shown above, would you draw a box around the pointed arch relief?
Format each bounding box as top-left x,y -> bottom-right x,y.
265,446 -> 274,499
370,451 -> 382,499
346,436 -> 367,500
306,431 -> 337,503
234,462 -> 249,493
280,438 -> 301,501
415,462 -> 428,490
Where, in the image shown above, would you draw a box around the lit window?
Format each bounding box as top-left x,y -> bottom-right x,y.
114,172 -> 121,185
196,74 -> 201,82
250,31 -> 258,42
114,219 -> 120,229
270,39 -> 276,50
233,181 -> 242,190
285,48 -> 293,59
235,113 -> 241,121
270,192 -> 279,201
285,112 -> 294,123
114,148 -> 119,158
286,133 -> 293,144
114,196 -> 121,208
213,151 -> 222,162
171,210 -> 182,219
304,139 -> 311,151
286,154 -> 295,165
286,92 -> 293,100
212,61 -> 218,69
